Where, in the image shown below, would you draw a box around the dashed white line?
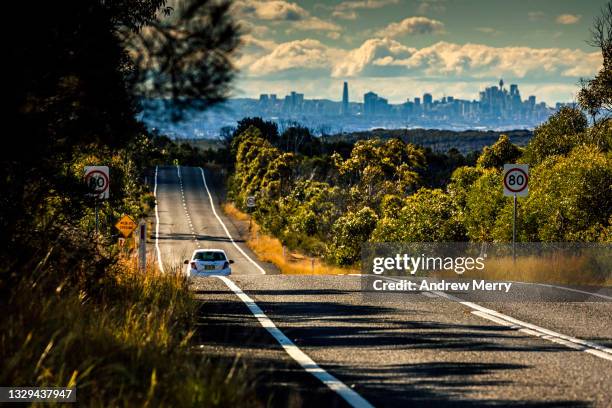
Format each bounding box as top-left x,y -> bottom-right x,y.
156,166 -> 374,408
198,167 -> 267,275
216,276 -> 374,408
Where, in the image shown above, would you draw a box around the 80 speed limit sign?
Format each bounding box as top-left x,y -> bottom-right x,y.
503,164 -> 528,197
84,166 -> 110,199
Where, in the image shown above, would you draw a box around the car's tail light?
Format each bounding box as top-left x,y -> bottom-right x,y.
223,261 -> 229,269
191,262 -> 197,270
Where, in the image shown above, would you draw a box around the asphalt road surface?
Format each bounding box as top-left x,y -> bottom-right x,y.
154,165 -> 612,408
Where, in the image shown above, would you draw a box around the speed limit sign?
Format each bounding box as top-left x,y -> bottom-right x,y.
84,166 -> 110,199
503,164 -> 528,197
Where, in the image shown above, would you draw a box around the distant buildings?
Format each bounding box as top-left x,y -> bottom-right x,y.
253,79 -> 559,130
341,82 -> 349,116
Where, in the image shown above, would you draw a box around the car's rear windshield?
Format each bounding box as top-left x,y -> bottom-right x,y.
193,251 -> 226,261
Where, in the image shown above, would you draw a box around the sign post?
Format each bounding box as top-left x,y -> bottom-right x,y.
246,196 -> 256,231
84,166 -> 110,235
138,220 -> 147,272
503,164 -> 529,260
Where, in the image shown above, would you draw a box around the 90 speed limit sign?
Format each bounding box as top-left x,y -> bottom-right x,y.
503,164 -> 528,197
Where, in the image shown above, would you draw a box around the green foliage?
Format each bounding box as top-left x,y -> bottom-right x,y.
521,146 -> 612,241
477,134 -> 522,169
525,107 -> 588,164
372,189 -> 466,242
463,169 -> 506,242
334,138 -> 425,207
577,2 -> 611,122
327,207 -> 378,265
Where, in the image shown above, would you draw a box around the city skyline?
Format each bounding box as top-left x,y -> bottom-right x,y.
230,0 -> 607,104
254,79 -> 563,112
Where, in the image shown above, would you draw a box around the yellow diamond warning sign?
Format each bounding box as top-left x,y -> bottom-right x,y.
115,215 -> 137,238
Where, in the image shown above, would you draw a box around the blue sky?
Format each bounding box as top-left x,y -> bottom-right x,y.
231,0 -> 607,104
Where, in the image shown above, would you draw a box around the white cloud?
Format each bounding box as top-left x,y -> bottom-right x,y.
417,0 -> 446,14
332,9 -> 358,20
475,27 -> 499,35
239,37 -> 602,90
234,0 -> 309,21
292,17 -> 342,32
336,0 -> 399,11
376,17 -> 445,38
528,11 -> 545,22
556,14 -> 581,24
234,35 -> 278,70
247,39 -> 346,76
235,0 -> 340,32
328,0 -> 398,20
240,21 -> 271,37
349,41 -> 601,80
332,38 -> 416,77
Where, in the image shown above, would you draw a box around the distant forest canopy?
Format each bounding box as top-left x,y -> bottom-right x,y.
323,128 -> 533,154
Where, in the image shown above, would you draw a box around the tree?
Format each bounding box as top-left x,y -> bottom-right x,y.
232,117 -> 279,145
463,169 -> 506,242
521,146 -> 612,241
371,189 -> 466,242
126,0 -> 240,120
477,134 -> 522,169
334,139 -> 425,207
524,107 -> 588,165
578,1 -> 612,124
327,207 -> 378,266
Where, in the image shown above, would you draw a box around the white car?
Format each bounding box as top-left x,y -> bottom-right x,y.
184,249 -> 234,277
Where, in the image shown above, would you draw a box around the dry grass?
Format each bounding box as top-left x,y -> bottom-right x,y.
479,255 -> 612,286
434,254 -> 612,286
1,256 -> 256,407
223,203 -> 358,275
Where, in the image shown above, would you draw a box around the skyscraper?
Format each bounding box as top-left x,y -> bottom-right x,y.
423,93 -> 433,111
364,92 -> 378,116
341,81 -> 349,115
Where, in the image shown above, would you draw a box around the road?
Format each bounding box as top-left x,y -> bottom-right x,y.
154,165 -> 612,407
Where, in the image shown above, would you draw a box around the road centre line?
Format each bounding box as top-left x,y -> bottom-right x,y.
194,166 -> 374,408
216,275 -> 374,408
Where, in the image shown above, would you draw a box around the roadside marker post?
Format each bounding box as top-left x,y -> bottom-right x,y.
503,164 -> 529,261
138,220 -> 147,272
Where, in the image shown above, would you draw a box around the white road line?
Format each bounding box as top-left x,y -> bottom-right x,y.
154,166 -> 165,274
508,281 -> 612,301
372,275 -> 612,361
216,275 -> 374,408
156,167 -> 374,408
198,167 -> 267,275
433,290 -> 612,362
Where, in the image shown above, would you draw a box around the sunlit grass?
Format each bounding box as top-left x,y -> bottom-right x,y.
224,203 -> 358,275
476,255 -> 612,286
434,254 -> 612,286
0,259 -> 256,407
